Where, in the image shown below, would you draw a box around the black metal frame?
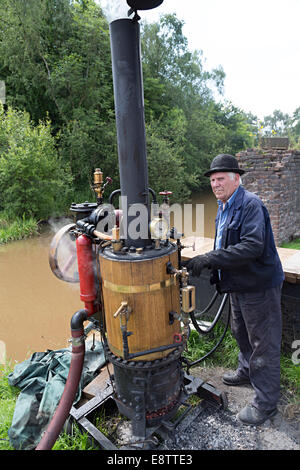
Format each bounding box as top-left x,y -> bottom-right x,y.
69,368 -> 227,450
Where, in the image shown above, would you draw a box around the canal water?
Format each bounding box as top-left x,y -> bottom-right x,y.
0,191 -> 217,364
0,229 -> 82,364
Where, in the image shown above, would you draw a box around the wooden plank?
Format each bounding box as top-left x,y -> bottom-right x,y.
83,363 -> 113,399
281,252 -> 300,275
181,237 -> 214,259
78,416 -> 117,450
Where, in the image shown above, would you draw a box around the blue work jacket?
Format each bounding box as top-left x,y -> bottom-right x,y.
208,185 -> 284,293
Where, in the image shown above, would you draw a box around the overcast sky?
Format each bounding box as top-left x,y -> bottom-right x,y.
100,0 -> 300,121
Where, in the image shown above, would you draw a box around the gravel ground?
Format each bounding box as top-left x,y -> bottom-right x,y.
158,367 -> 300,451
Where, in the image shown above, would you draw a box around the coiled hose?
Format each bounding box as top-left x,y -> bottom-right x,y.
183,292 -> 231,371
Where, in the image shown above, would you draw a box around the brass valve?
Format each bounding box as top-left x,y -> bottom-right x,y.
93,168 -> 103,200
92,168 -> 112,203
166,262 -> 189,284
166,262 -> 195,314
112,225 -> 123,252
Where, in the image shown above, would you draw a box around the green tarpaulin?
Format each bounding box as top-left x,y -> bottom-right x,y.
7,341 -> 106,450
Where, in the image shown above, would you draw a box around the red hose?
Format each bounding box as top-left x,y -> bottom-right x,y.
36,311 -> 87,450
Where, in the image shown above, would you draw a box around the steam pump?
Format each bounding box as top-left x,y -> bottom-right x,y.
38,0 -> 228,450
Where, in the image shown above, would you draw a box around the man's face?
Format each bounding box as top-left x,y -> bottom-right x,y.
210,172 -> 240,203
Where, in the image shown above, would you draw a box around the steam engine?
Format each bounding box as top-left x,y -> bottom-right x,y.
49,1 -> 201,444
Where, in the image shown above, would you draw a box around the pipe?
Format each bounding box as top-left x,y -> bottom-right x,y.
108,187 -> 157,206
36,309 -> 88,450
109,18 -> 151,248
182,301 -> 231,373
190,293 -> 229,335
76,234 -> 97,315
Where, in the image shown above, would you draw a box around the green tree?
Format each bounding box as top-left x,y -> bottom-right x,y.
0,3 -> 258,210
262,109 -> 291,136
141,14 -> 252,193
0,0 -> 115,196
141,14 -> 225,114
289,107 -> 300,147
0,105 -> 72,219
146,108 -> 190,202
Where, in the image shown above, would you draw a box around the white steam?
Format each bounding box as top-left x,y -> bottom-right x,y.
48,216 -> 74,235
99,0 -> 130,23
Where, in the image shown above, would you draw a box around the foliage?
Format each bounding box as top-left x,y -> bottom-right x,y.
52,423 -> 97,450
280,238 -> 300,250
280,355 -> 300,399
246,108 -> 300,149
184,323 -> 239,368
0,0 -> 115,198
0,363 -> 19,451
141,14 -> 254,194
0,106 -> 72,219
0,1 -> 281,216
141,14 -> 225,111
0,213 -> 39,244
146,108 -> 191,202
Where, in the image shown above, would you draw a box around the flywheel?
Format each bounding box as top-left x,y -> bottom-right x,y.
49,223 -> 79,283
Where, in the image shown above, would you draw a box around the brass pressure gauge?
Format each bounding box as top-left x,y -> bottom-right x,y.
149,216 -> 168,240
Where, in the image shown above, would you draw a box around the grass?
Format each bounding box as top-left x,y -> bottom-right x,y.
0,213 -> 39,244
281,238 -> 300,250
52,425 -> 97,451
0,363 -> 20,451
0,325 -> 299,451
184,322 -> 239,368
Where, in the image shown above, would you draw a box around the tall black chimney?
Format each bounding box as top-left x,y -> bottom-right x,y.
109,18 -> 150,248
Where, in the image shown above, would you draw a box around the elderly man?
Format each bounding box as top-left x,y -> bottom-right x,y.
185,154 -> 284,426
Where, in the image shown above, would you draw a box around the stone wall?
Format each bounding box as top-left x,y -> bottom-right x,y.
236,148 -> 300,246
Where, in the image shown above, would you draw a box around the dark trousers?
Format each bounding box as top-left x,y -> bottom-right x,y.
230,283 -> 282,411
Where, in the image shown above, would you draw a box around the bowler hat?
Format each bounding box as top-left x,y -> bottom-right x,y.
204,154 -> 245,177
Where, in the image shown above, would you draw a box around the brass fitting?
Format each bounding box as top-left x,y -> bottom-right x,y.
181,285 -> 196,313
93,168 -> 103,200
112,226 -> 123,252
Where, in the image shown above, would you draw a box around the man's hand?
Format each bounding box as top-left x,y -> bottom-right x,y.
183,255 -> 210,277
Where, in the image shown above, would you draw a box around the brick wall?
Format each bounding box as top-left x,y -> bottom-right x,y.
236,148 -> 300,246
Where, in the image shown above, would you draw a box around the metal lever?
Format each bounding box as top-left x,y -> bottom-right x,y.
114,301 -> 131,319
181,241 -> 196,251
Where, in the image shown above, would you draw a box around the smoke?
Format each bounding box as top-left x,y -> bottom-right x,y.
48,216 -> 74,235
99,0 -> 130,22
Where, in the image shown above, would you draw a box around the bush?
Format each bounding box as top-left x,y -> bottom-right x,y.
0,106 -> 72,220
0,213 -> 39,244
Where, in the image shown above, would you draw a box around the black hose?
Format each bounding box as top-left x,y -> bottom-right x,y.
190,293 -> 228,335
182,301 -> 231,372
193,290 -> 219,319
